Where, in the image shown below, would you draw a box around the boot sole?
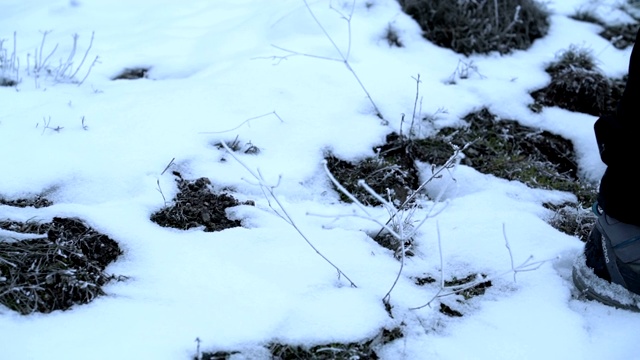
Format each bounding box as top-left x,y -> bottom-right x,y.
572,253 -> 640,312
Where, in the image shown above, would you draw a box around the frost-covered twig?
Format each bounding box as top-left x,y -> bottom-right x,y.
262,0 -> 384,121
372,142 -> 469,240
2,31 -> 98,87
199,111 -> 284,134
320,160 -> 448,307
221,142 -> 357,287
410,224 -> 556,310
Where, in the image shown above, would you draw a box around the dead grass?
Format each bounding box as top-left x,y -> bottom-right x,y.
0,217 -> 123,315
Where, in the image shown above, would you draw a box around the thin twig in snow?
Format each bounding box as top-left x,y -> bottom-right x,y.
221,142 -> 357,288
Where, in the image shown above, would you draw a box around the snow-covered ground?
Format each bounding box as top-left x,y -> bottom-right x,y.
1,0 -> 640,359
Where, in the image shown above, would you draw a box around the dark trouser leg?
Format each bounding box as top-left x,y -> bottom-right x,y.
596,29 -> 640,226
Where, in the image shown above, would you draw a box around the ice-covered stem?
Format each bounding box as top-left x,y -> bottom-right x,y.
301,0 -> 383,120
262,1 -> 383,121
322,161 -> 442,306
410,224 -> 556,310
356,180 -> 406,304
373,142 -> 469,240
221,142 -> 357,288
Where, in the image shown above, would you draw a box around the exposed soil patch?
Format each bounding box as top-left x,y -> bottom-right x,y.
445,273 -> 492,301
0,195 -> 52,208
325,153 -> 418,207
416,108 -> 596,205
213,137 -> 260,155
600,23 -> 639,49
150,173 -> 252,232
198,324 -> 404,360
384,24 -> 403,47
0,77 -> 17,87
571,11 -> 639,50
531,46 -> 626,116
0,217 -> 123,315
197,327 -> 403,359
112,67 -> 150,80
327,108 -> 595,244
398,0 -> 549,55
415,273 -> 491,317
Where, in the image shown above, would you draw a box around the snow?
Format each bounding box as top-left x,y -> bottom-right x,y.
2,0 -> 640,359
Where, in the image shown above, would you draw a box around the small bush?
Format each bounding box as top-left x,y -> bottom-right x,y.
398,0 -> 549,55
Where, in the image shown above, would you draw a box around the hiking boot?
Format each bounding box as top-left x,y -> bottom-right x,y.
572,204 -> 640,311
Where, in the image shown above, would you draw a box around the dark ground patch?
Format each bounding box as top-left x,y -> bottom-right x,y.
0,217 -> 123,315
0,77 -> 17,87
197,327 -> 403,360
414,273 -> 492,317
413,108 -> 596,205
600,23 -> 640,49
0,195 -> 52,208
325,152 -> 418,207
150,173 -> 252,232
570,10 -> 639,50
325,133 -> 439,256
327,108 -> 595,243
112,67 -> 150,80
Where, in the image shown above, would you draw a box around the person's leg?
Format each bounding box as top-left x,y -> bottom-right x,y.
596,28 -> 640,225
573,29 -> 640,310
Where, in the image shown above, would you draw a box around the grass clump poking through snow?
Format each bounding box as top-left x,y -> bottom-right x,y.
0,217 -> 122,315
545,203 -> 596,241
150,173 -> 253,232
531,46 -> 626,116
398,0 -> 549,55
